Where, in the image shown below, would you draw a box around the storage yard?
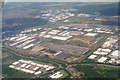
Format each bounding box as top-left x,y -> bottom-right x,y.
54,52 -> 71,60
48,44 -> 90,56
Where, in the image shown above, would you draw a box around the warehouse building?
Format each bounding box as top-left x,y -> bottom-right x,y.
93,48 -> 111,55
50,72 -> 63,79
85,33 -> 97,37
88,55 -> 97,60
9,59 -> 55,75
110,50 -> 120,59
97,57 -> 108,63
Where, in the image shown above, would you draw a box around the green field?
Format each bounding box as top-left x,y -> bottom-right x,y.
69,16 -> 101,24
2,49 -> 34,78
73,65 -> 119,78
97,66 -> 119,78
59,70 -> 69,78
2,49 -> 56,78
74,65 -> 104,78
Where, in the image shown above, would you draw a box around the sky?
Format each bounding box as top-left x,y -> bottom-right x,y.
3,0 -> 120,2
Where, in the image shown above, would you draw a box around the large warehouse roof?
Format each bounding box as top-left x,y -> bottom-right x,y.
111,50 -> 120,57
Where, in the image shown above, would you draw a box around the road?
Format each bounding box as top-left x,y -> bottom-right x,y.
2,47 -> 70,77
80,63 -> 120,68
2,36 -> 118,78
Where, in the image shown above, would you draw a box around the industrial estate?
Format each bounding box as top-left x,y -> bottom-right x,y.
1,2 -> 120,79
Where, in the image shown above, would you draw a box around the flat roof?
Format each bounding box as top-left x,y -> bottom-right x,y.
97,57 -> 107,63
9,59 -> 55,75
85,33 -> 97,36
88,55 -> 97,59
93,51 -> 109,55
111,50 -> 120,57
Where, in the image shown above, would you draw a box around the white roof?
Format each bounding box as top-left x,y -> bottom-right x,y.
111,50 -> 120,57
16,39 -> 35,48
31,62 -> 37,65
21,64 -> 27,67
20,68 -> 34,74
116,60 -> 120,64
10,37 -> 16,40
34,71 -> 42,75
108,60 -> 113,63
19,59 -> 28,63
14,67 -> 21,70
16,36 -> 28,41
36,64 -> 43,67
93,51 -> 108,55
48,30 -> 60,35
9,59 -> 55,75
12,61 -> 19,65
50,72 -> 63,79
10,37 -> 33,46
44,35 -> 51,38
9,65 -> 15,68
33,67 -> 39,71
46,66 -> 54,71
52,36 -> 72,40
25,65 -> 31,68
88,55 -> 97,59
23,44 -> 35,49
103,41 -> 111,45
97,57 -> 107,63
85,33 -> 97,36
84,29 -> 93,32
97,31 -> 105,33
97,48 -> 111,53
43,65 -> 49,68
102,41 -> 111,48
